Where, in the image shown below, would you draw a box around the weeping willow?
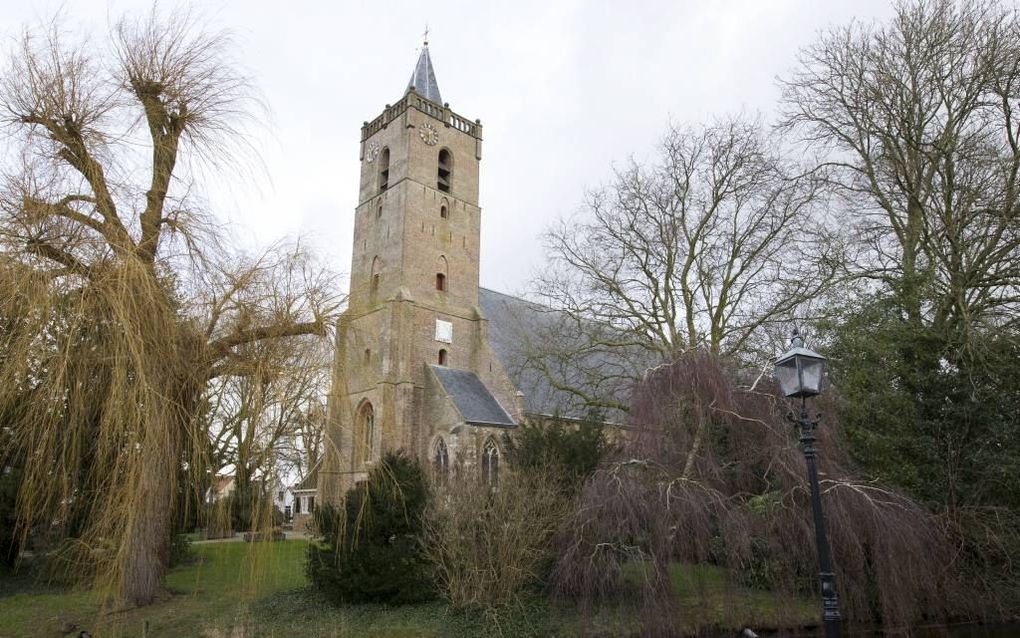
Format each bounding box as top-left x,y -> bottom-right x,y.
0,9 -> 337,607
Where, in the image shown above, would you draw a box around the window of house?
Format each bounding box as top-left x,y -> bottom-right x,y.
440,204 -> 448,218
437,149 -> 452,193
438,349 -> 448,366
308,496 -> 315,511
378,147 -> 390,192
482,439 -> 500,485
294,497 -> 301,514
436,272 -> 446,291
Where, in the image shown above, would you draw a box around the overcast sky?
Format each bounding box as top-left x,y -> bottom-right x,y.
4,0 -> 897,297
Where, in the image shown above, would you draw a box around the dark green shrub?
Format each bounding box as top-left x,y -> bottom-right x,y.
168,532 -> 193,567
504,413 -> 608,491
307,451 -> 434,604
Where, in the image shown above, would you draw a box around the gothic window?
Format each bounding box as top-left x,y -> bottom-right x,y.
436,272 -> 446,291
433,438 -> 449,478
370,256 -> 382,293
481,439 -> 500,485
438,349 -> 448,366
378,147 -> 390,192
437,148 -> 452,193
439,197 -> 449,219
355,402 -> 375,466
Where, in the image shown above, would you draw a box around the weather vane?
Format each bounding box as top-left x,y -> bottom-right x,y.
423,24 -> 429,46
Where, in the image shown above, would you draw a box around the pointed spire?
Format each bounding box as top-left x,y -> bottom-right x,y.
407,38 -> 443,105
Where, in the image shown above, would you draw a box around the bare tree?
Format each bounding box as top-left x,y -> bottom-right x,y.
780,0 -> 1020,340
533,117 -> 835,413
277,398 -> 327,483
204,331 -> 331,496
0,11 -> 339,606
779,0 -> 1020,520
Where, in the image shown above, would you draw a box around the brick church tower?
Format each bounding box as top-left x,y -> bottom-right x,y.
319,42 -> 522,502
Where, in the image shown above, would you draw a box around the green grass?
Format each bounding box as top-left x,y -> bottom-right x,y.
0,543 -> 817,637
588,562 -> 819,635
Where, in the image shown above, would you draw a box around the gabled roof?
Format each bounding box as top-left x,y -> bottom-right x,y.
479,288 -> 642,424
292,460 -> 320,492
430,366 -> 515,427
407,44 -> 443,104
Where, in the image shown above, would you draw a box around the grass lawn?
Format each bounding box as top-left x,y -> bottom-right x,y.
0,541 -> 469,638
0,541 -> 818,637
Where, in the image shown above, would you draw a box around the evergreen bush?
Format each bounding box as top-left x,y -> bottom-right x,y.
307,451 -> 433,604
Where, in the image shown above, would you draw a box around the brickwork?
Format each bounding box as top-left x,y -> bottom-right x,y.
320,78 -> 521,503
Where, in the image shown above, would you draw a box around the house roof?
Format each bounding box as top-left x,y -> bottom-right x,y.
407,44 -> 442,104
292,460 -> 320,492
479,287 -> 641,424
429,365 -> 516,427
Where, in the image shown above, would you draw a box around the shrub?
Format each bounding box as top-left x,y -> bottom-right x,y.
426,465 -> 570,612
504,414 -> 608,491
307,451 -> 433,604
168,533 -> 193,567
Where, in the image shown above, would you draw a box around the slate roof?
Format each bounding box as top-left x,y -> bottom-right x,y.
430,365 -> 516,427
407,45 -> 443,104
479,288 -> 643,424
292,460 -> 319,492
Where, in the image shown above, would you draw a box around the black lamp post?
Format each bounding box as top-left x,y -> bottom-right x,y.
774,328 -> 841,638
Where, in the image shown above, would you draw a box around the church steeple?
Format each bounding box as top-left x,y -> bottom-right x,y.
407,42 -> 442,104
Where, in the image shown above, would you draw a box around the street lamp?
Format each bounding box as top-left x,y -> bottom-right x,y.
775,328 -> 841,638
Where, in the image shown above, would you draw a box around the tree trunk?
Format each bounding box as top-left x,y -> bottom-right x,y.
118,409 -> 179,607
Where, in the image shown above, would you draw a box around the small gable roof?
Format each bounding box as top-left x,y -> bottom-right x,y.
292,460 -> 320,492
429,366 -> 515,427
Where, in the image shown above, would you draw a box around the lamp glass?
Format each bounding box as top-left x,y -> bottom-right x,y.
799,355 -> 825,396
774,335 -> 827,398
776,357 -> 801,397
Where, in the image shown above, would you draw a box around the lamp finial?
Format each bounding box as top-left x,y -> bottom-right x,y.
791,327 -> 805,349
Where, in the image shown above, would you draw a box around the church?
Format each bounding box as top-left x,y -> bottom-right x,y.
316,43 -> 607,504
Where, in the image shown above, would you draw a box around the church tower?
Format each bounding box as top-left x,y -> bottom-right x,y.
320,42 -> 522,501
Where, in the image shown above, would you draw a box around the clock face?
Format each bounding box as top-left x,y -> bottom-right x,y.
419,122 -> 439,146
365,141 -> 380,162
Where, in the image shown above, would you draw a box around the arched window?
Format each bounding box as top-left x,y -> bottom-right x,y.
439,198 -> 449,219
378,147 -> 390,193
433,438 -> 449,478
370,256 -> 382,293
355,402 -> 375,466
438,349 -> 448,366
481,439 -> 500,485
437,148 -> 452,193
436,255 -> 448,292
376,201 -> 383,219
